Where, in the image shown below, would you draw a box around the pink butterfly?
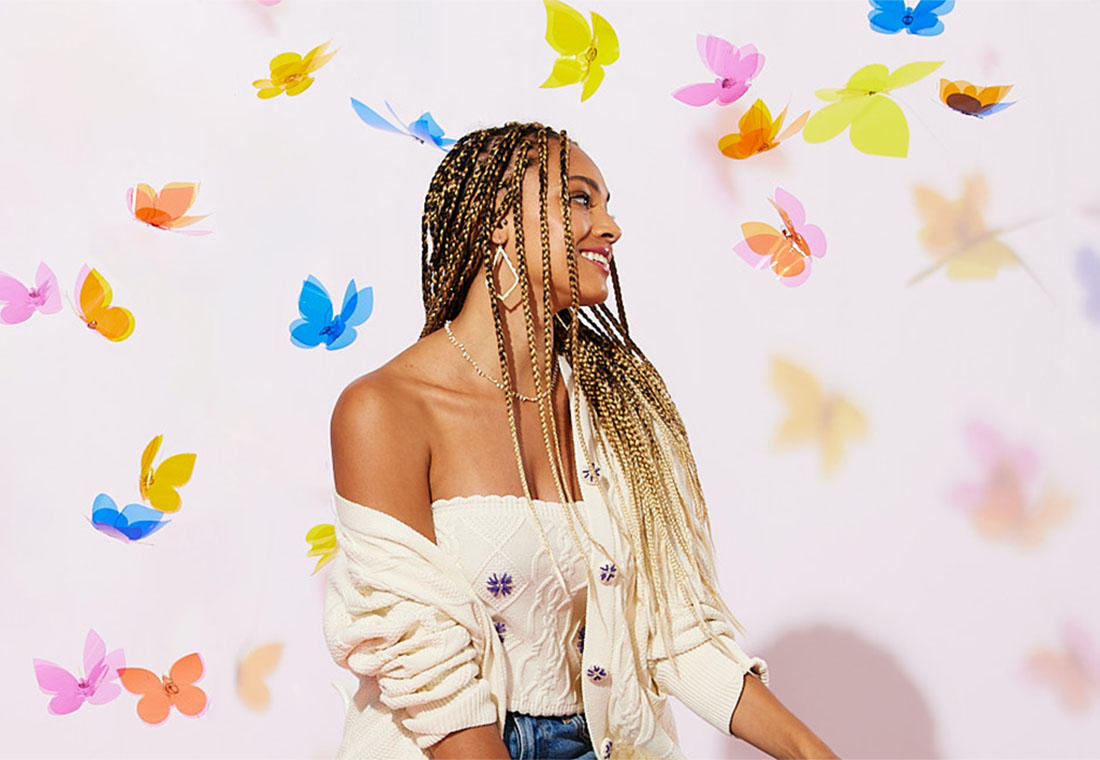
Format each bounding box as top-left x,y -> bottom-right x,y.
33,629 -> 125,715
0,262 -> 62,324
1023,620 -> 1100,712
672,34 -> 764,107
734,187 -> 827,287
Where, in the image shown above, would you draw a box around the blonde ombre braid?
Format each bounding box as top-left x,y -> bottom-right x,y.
419,122 -> 748,679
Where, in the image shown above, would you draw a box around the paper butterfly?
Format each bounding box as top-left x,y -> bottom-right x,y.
127,182 -> 210,235
350,99 -> 456,150
118,653 -> 207,725
939,78 -> 1015,118
33,629 -> 125,715
91,493 -> 170,543
734,187 -> 826,287
1024,620 -> 1100,713
139,435 -> 197,514
290,276 -> 373,351
672,34 -> 764,107
909,174 -> 1042,287
868,0 -> 954,36
70,266 -> 135,342
305,523 -> 338,574
948,420 -> 1073,548
1076,247 -> 1100,325
770,357 -> 866,477
803,61 -> 943,157
539,0 -> 619,102
237,642 -> 284,711
718,99 -> 809,160
0,262 -> 61,324
253,40 -> 337,98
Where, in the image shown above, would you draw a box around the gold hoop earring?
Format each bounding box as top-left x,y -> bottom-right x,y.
492,245 -> 519,301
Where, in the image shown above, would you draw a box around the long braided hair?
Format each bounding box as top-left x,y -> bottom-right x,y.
419,121 -> 747,674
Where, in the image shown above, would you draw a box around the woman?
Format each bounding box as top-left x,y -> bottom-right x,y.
324,122 -> 839,760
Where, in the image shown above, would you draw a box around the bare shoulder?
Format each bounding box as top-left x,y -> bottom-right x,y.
330,341 -> 440,542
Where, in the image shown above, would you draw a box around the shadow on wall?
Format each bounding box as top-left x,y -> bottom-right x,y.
717,624 -> 942,760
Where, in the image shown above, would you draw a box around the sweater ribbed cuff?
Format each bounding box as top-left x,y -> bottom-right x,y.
413,677 -> 499,749
653,639 -> 764,736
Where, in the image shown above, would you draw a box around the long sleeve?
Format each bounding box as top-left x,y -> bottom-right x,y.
324,553 -> 498,748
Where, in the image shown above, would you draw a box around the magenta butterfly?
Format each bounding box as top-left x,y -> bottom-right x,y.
0,262 -> 61,324
672,34 -> 764,107
33,629 -> 125,715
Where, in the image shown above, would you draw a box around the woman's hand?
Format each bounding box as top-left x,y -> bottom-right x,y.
730,673 -> 841,759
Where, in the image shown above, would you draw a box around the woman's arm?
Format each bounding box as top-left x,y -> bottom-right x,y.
331,374 -> 511,758
730,672 -> 840,760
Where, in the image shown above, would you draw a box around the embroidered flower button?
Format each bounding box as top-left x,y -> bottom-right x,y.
600,738 -> 613,758
586,665 -> 608,683
574,625 -> 585,655
599,562 -> 617,584
494,621 -> 507,643
582,464 -> 601,483
486,572 -> 514,597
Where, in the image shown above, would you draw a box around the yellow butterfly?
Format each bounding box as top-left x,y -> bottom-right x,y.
305,523 -> 338,574
539,0 -> 619,102
771,357 -> 867,477
803,61 -> 943,157
908,174 -> 1044,289
139,435 -> 197,513
236,642 -> 284,712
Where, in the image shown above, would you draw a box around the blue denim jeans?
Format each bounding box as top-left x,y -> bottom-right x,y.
503,711 -> 597,759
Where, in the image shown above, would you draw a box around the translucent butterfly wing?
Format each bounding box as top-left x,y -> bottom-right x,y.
770,358 -> 827,448
1076,247 -> 1100,323
119,667 -> 173,724
290,275 -> 336,348
350,98 -> 407,136
543,0 -> 592,57
907,0 -> 955,36
237,643 -> 284,711
0,272 -> 34,324
33,659 -> 83,714
168,653 -> 207,716
147,453 -> 197,513
306,523 -> 339,574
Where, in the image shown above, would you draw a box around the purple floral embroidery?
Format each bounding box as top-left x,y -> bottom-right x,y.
575,625 -> 586,654
582,464 -> 601,483
486,572 -> 514,598
599,563 -> 617,583
586,665 -> 608,682
494,621 -> 507,643
601,738 -> 613,758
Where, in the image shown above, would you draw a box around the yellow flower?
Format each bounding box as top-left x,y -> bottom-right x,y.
253,40 -> 337,99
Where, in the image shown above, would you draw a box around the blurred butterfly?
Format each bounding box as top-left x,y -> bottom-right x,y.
69,265 -> 135,342
770,357 -> 867,477
673,34 -> 764,107
0,262 -> 61,324
237,642 -> 284,711
253,40 -> 337,98
91,493 -> 170,543
948,420 -> 1073,548
33,629 -> 125,715
290,276 -> 373,351
139,435 -> 196,514
868,0 -> 954,36
305,523 -> 338,574
540,0 -> 619,102
349,99 -> 456,150
118,652 -> 207,725
127,182 -> 210,235
803,61 -> 943,157
1024,620 -> 1100,713
1076,247 -> 1100,324
718,99 -> 809,160
939,78 -> 1015,118
908,175 -> 1045,289
734,187 -> 826,287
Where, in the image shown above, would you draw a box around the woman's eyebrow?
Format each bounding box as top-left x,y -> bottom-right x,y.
569,175 -> 611,204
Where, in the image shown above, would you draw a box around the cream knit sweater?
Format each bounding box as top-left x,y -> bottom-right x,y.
323,354 -> 769,759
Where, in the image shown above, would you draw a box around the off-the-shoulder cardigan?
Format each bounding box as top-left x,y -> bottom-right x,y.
323,353 -> 769,759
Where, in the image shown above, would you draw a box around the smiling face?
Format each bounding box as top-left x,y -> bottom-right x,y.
491,139 -> 622,314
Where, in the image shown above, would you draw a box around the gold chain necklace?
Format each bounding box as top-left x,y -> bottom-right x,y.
444,319 -> 558,402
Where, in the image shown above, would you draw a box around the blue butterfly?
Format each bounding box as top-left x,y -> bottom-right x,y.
1076,247 -> 1100,325
91,493 -> 169,542
350,98 -> 457,150
868,0 -> 955,36
289,275 -> 373,351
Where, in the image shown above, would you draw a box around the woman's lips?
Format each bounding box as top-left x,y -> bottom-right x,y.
580,249 -> 611,275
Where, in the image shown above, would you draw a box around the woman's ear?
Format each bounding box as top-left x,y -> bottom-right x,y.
490,214 -> 511,247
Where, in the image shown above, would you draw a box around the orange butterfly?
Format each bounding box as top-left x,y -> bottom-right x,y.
71,266 -> 135,341
718,99 -> 809,160
118,653 -> 207,724
1023,621 -> 1099,713
939,78 -> 1015,118
127,182 -> 210,234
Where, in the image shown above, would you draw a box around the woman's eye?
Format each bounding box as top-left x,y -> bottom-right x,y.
571,192 -> 591,207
